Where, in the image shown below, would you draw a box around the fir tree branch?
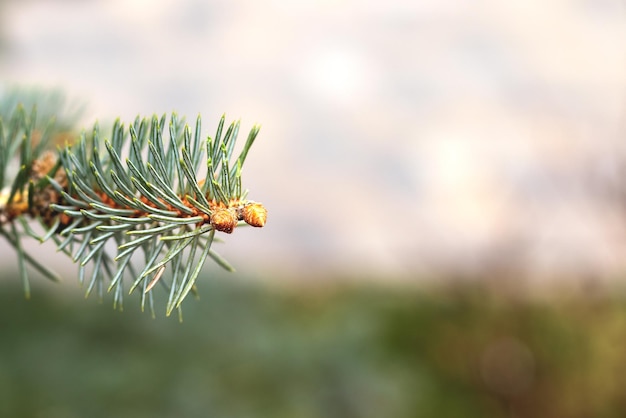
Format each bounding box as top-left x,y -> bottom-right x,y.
0,105 -> 267,317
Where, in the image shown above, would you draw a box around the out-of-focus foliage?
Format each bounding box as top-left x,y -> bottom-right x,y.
1,276 -> 625,418
0,87 -> 83,141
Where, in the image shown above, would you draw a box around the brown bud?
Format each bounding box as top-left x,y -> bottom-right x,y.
30,151 -> 55,181
242,203 -> 267,228
210,207 -> 238,233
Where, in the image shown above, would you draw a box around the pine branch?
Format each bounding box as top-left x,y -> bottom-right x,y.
0,105 -> 267,317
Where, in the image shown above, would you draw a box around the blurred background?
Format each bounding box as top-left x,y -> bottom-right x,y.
2,0 -> 626,417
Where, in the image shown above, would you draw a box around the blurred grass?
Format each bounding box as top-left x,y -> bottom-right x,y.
1,274 -> 626,418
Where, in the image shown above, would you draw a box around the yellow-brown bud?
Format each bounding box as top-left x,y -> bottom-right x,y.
210,207 -> 238,233
242,202 -> 267,228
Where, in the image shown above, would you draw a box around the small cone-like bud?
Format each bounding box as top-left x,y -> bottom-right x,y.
210,207 -> 238,233
242,203 -> 267,227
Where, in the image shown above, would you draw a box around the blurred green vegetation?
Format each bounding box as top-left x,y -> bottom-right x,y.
1,275 -> 626,418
